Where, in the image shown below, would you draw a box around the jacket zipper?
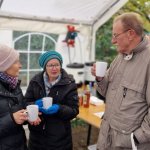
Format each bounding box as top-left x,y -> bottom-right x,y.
43,123 -> 45,130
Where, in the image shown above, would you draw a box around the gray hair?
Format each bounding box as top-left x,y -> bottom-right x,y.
114,12 -> 143,36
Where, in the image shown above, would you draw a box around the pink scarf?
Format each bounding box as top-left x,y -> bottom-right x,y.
0,72 -> 18,89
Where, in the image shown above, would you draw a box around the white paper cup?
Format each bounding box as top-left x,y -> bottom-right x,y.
26,105 -> 38,122
96,61 -> 108,77
42,97 -> 53,109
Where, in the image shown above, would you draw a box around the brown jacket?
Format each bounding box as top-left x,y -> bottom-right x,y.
96,36 -> 150,150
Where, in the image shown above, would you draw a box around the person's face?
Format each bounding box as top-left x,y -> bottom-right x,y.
45,59 -> 61,81
5,59 -> 22,77
111,20 -> 132,54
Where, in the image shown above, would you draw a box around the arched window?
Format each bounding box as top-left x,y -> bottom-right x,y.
13,31 -> 57,90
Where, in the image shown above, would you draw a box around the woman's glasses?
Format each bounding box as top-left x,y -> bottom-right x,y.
46,64 -> 60,69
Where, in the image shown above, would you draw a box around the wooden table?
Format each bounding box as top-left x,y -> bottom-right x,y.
77,104 -> 105,145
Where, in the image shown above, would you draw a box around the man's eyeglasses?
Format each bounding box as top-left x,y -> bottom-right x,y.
46,64 -> 60,69
112,29 -> 129,39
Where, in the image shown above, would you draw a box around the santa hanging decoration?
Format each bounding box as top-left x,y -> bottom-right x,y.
63,25 -> 79,47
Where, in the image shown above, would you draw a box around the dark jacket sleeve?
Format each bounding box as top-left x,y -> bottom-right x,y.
25,81 -> 42,105
0,112 -> 18,138
24,81 -> 35,105
57,83 -> 79,121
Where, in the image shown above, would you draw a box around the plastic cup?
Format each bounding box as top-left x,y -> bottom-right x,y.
96,61 -> 108,77
42,97 -> 53,109
26,105 -> 38,122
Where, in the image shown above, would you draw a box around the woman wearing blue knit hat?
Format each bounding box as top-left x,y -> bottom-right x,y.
25,50 -> 79,150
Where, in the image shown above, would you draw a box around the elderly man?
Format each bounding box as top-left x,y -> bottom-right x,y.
91,12 -> 150,150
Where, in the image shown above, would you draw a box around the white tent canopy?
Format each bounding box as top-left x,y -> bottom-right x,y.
0,0 -> 128,26
0,0 -> 128,62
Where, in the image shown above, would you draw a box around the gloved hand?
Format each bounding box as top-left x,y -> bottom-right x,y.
35,99 -> 43,107
35,99 -> 43,111
40,104 -> 60,115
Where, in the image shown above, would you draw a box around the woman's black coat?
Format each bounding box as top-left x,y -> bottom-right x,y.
0,79 -> 27,150
25,69 -> 79,150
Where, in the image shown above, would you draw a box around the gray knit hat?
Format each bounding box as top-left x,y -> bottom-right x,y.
0,44 -> 19,72
39,50 -> 63,69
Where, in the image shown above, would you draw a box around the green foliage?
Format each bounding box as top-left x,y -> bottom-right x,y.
122,0 -> 150,31
71,118 -> 88,128
96,0 -> 150,64
96,19 -> 117,65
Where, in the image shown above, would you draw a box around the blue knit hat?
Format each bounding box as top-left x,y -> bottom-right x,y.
39,50 -> 63,69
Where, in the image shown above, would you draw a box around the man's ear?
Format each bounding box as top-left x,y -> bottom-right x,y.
128,29 -> 136,40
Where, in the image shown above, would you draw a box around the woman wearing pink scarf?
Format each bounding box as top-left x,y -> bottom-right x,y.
0,44 -> 28,150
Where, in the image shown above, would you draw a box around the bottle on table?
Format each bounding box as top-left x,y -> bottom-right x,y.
83,84 -> 91,108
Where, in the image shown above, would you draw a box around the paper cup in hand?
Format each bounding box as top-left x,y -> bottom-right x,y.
26,105 -> 38,122
96,61 -> 108,77
42,97 -> 53,109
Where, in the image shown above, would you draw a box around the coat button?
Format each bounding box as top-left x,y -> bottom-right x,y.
122,130 -> 126,133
